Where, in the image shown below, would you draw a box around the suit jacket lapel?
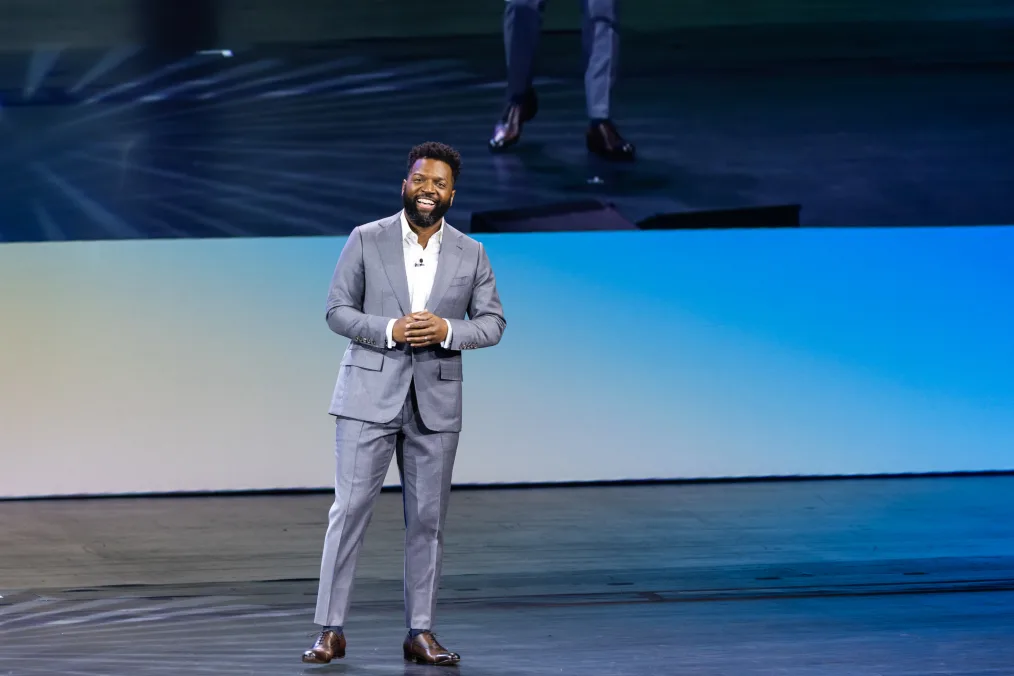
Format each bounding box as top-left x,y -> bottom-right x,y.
376,213 -> 412,315
426,224 -> 464,314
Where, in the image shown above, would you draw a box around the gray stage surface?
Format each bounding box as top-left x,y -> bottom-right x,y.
2,476 -> 1014,675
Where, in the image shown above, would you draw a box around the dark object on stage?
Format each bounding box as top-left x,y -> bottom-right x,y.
470,200 -> 637,233
470,200 -> 801,234
637,204 -> 802,230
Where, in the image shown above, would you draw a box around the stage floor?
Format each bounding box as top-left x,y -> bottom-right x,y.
2,476 -> 1014,674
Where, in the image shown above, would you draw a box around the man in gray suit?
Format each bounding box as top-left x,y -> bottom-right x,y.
489,0 -> 636,161
302,142 -> 506,667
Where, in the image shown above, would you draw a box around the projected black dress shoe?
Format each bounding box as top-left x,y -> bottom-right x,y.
587,119 -> 636,161
488,88 -> 539,152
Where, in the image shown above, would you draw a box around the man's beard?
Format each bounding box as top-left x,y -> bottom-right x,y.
403,192 -> 450,229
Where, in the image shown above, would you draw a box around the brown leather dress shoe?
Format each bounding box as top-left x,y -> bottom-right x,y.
587,119 -> 636,161
301,630 -> 346,664
403,631 -> 461,666
489,89 -> 538,152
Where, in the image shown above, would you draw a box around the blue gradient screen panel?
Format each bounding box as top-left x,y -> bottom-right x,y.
1,225 -> 1013,498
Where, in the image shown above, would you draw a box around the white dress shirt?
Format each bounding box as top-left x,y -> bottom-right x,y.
385,211 -> 454,349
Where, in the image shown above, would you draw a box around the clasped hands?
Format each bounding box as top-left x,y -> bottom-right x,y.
393,311 -> 448,347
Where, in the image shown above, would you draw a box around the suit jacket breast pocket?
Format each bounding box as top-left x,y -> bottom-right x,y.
449,275 -> 471,287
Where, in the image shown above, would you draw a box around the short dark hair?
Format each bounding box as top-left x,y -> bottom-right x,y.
407,141 -> 462,182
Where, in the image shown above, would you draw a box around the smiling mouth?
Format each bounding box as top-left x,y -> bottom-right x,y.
416,197 -> 436,211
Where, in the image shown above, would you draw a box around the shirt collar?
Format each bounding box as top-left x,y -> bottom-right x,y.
400,210 -> 445,247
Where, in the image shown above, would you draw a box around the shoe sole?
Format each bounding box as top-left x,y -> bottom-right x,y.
404,653 -> 460,666
301,653 -> 345,664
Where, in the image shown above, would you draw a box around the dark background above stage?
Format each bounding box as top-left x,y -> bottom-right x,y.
0,2 -> 1012,241
2,0 -> 1014,48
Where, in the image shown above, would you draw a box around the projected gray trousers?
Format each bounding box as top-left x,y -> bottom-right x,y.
504,0 -> 620,120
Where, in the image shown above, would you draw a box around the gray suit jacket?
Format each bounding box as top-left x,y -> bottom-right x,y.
325,213 -> 506,432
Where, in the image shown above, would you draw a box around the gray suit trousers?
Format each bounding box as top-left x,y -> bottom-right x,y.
505,0 -> 619,120
314,383 -> 459,629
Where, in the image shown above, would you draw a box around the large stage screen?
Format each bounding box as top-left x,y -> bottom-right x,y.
2,225 -> 1012,498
